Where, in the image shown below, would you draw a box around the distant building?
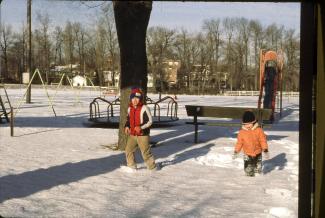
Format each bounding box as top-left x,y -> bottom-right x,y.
188,64 -> 210,87
48,63 -> 81,85
52,64 -> 80,72
152,60 -> 181,91
187,64 -> 230,92
102,70 -> 154,88
162,60 -> 180,86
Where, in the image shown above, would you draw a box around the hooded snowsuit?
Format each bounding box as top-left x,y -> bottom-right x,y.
235,122 -> 268,176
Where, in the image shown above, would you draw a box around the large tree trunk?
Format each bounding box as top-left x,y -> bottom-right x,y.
113,1 -> 152,150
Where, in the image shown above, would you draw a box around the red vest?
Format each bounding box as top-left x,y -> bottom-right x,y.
129,105 -> 143,136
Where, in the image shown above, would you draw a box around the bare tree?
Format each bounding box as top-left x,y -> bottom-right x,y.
35,12 -> 52,83
249,19 -> 264,90
63,21 -> 75,74
276,25 -> 285,51
174,29 -> 191,91
264,23 -> 284,50
236,18 -> 250,73
0,24 -> 13,81
10,27 -> 27,82
195,32 -> 210,94
147,26 -> 175,93
73,22 -> 88,75
113,1 -> 152,150
283,29 -> 300,91
85,31 -> 98,80
230,17 -> 251,90
202,18 -> 222,91
95,21 -> 107,86
53,26 -> 64,65
100,3 -> 119,86
222,17 -> 236,90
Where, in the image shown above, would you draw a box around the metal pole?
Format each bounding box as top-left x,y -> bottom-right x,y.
278,51 -> 284,118
26,0 -> 32,103
299,2 -> 315,217
0,0 -> 2,81
10,107 -> 13,136
194,114 -> 198,143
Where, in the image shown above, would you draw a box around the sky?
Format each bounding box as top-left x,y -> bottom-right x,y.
0,0 -> 301,33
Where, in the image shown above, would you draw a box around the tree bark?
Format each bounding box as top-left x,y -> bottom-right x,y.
113,1 -> 152,150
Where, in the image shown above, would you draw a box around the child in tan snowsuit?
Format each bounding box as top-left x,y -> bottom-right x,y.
124,88 -> 157,171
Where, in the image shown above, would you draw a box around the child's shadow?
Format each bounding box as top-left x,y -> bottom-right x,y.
263,153 -> 287,174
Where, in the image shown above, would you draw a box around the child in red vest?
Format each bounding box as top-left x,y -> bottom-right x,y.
233,111 -> 269,176
124,88 -> 157,171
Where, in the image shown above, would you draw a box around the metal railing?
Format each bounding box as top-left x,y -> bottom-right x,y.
89,95 -> 178,123
148,96 -> 178,121
89,97 -> 120,121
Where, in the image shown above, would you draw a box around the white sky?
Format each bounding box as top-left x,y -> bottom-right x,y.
0,1 -> 300,33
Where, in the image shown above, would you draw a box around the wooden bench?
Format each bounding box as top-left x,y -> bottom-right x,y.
185,105 -> 273,143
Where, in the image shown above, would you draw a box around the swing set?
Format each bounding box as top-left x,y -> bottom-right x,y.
1,69 -> 99,136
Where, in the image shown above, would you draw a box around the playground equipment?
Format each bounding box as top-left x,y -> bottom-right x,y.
50,73 -> 99,105
15,68 -> 56,117
0,84 -> 11,123
258,49 -> 284,121
89,95 -> 178,127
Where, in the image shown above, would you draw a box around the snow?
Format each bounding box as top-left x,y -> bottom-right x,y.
269,207 -> 294,217
0,87 -> 299,217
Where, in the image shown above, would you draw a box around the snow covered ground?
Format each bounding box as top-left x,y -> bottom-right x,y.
0,87 -> 299,217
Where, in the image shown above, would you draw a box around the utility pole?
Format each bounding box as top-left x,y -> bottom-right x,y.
26,0 -> 32,103
0,0 -> 2,81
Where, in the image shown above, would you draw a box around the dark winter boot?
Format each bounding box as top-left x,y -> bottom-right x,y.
254,154 -> 263,174
244,155 -> 255,177
245,165 -> 255,176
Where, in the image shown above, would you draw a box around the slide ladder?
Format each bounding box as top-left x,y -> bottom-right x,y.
0,84 -> 11,123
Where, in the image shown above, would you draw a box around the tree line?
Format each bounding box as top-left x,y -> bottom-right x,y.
0,3 -> 300,92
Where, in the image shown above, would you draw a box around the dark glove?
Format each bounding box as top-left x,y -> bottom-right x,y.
263,150 -> 269,160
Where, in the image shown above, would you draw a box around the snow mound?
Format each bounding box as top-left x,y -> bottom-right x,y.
222,147 -> 234,152
119,166 -> 137,173
194,153 -> 242,169
269,207 -> 294,217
